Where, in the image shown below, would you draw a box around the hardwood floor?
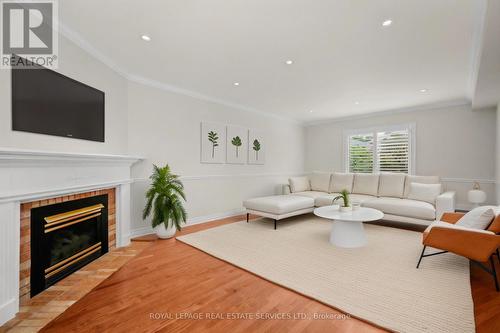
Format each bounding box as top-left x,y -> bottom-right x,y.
34,215 -> 500,332
0,242 -> 151,332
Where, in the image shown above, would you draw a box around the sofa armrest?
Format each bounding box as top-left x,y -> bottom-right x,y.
424,226 -> 499,262
282,184 -> 291,195
435,191 -> 455,221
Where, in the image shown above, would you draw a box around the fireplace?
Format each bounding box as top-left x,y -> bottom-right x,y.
0,148 -> 140,325
29,195 -> 109,297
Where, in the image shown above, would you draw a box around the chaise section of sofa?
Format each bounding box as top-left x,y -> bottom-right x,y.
243,195 -> 315,229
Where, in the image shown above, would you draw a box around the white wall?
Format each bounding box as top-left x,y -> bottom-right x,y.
127,81 -> 306,234
497,103 -> 500,204
305,104 -> 497,209
0,35 -> 128,154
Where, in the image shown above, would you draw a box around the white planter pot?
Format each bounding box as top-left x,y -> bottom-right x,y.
339,206 -> 352,212
154,223 -> 177,239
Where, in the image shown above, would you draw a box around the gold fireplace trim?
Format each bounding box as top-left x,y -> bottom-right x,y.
44,204 -> 104,226
45,242 -> 102,278
44,212 -> 101,234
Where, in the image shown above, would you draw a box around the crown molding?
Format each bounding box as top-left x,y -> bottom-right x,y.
58,22 -> 130,79
58,22 -> 301,125
304,99 -> 471,127
468,0 -> 488,102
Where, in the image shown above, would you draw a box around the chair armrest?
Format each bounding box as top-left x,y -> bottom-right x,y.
435,191 -> 456,221
282,184 -> 291,195
424,226 -> 500,262
440,212 -> 465,224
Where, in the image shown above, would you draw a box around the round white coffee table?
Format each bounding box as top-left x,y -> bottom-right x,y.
314,206 -> 384,248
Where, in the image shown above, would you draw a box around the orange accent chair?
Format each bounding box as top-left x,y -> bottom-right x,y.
416,212 -> 500,291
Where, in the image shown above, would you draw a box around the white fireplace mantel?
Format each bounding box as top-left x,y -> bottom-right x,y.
0,148 -> 144,325
0,147 -> 142,166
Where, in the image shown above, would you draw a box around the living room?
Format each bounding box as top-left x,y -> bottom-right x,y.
0,0 -> 499,332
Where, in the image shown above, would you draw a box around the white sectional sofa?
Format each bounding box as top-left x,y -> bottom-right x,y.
243,172 -> 455,229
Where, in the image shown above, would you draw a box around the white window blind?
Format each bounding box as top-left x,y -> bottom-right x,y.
377,130 -> 410,173
346,125 -> 413,174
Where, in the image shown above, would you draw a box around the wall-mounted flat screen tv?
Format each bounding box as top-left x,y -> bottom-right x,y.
12,58 -> 105,142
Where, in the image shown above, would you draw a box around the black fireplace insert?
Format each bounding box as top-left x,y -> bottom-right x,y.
30,195 -> 108,297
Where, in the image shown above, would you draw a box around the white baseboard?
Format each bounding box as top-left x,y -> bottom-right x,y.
0,298 -> 18,326
129,226 -> 154,238
187,209 -> 246,225
129,209 -> 247,238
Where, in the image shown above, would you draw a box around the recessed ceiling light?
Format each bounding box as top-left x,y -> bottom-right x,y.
420,89 -> 427,93
285,60 -> 293,65
309,110 -> 313,113
233,82 -> 240,86
382,19 -> 392,27
355,101 -> 360,105
141,35 -> 151,41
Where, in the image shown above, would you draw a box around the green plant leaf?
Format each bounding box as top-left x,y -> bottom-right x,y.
253,139 -> 261,151
231,136 -> 242,147
143,164 -> 187,230
332,189 -> 350,207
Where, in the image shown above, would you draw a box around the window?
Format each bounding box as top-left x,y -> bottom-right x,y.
344,124 -> 414,174
348,133 -> 374,173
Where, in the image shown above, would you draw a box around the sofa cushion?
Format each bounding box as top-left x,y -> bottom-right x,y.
315,194 -> 337,207
243,195 -> 314,215
350,194 -> 377,204
378,173 -> 405,198
291,191 -> 329,199
289,176 -> 311,193
456,206 -> 496,230
404,175 -> 440,197
330,172 -> 354,193
352,174 -> 380,196
315,193 -> 376,207
407,183 -> 442,204
363,197 -> 436,220
309,172 -> 332,192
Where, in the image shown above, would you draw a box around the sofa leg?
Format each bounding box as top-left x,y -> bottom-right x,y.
274,219 -> 277,230
490,256 -> 500,292
246,213 -> 249,223
416,246 -> 426,269
496,248 -> 500,265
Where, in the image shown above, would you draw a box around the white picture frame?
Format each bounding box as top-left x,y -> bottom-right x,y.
248,129 -> 265,165
201,122 -> 226,163
226,125 -> 247,164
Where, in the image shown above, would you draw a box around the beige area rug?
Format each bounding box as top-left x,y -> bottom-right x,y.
177,215 -> 475,333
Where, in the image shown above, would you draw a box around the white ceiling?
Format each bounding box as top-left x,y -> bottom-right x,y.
60,0 -> 485,122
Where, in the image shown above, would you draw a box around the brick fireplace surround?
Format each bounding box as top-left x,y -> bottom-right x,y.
19,188 -> 116,301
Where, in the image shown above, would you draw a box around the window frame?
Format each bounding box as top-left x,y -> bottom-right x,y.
343,123 -> 416,175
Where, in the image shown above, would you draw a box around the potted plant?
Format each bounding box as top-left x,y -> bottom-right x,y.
142,165 -> 187,239
332,189 -> 352,212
